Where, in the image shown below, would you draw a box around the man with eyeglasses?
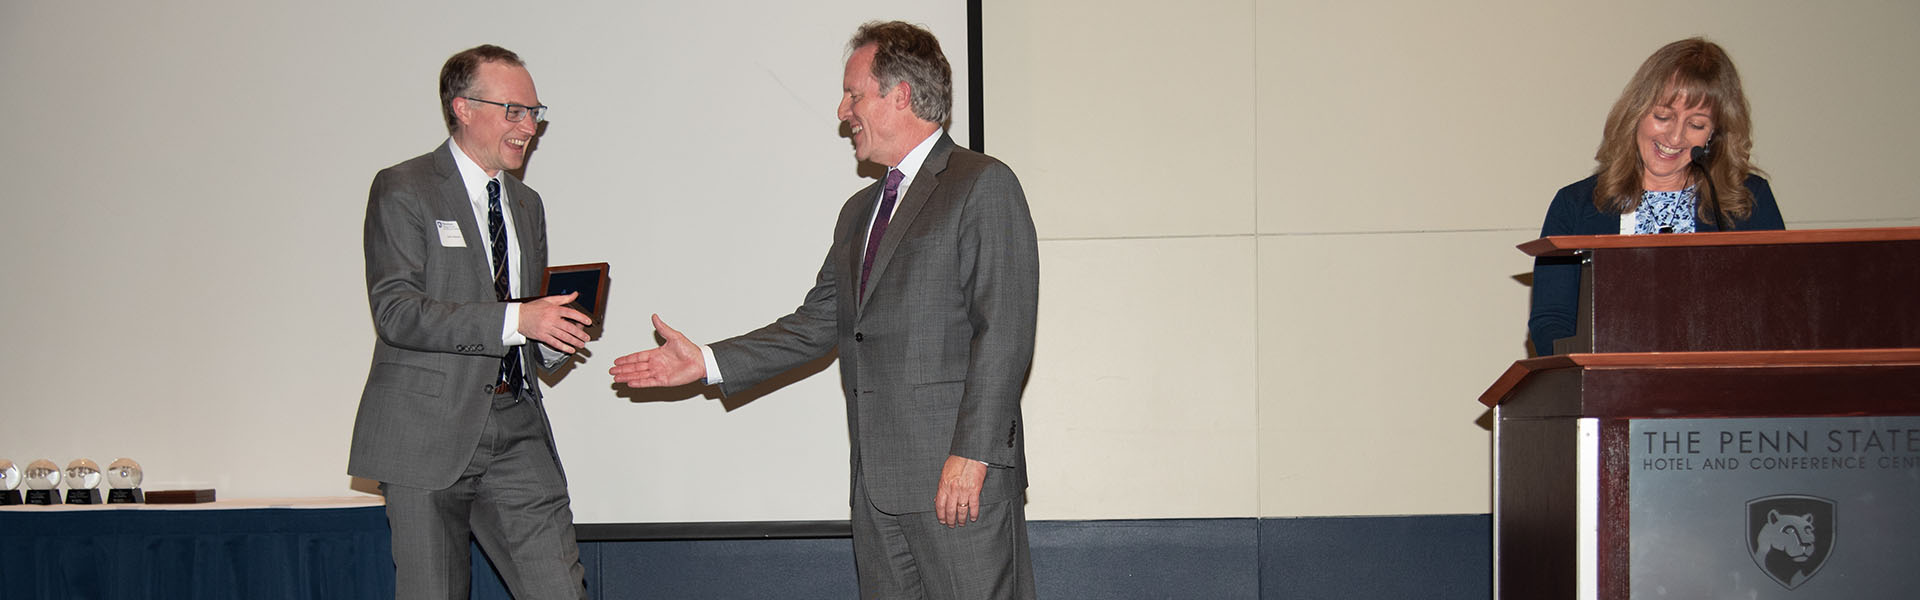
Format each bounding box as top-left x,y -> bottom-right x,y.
351,44 -> 592,600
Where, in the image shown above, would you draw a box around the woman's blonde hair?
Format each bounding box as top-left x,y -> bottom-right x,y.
1593,37 -> 1763,226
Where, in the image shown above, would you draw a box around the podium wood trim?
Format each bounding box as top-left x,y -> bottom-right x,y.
1518,225 -> 1920,257
1481,348 -> 1920,407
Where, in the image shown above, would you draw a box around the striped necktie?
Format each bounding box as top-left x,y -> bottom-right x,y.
487,179 -> 524,395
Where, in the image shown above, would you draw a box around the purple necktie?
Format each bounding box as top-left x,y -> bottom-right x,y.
859,169 -> 904,300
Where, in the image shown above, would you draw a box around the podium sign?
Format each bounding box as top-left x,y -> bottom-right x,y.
1630,416 -> 1920,597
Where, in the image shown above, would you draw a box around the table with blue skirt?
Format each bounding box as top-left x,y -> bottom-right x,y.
0,497 -> 392,599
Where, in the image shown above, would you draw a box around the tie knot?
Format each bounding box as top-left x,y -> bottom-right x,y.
884,169 -> 903,193
487,178 -> 501,200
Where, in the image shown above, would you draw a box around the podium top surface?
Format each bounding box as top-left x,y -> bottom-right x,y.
1478,348 -> 1920,408
1519,225 -> 1920,257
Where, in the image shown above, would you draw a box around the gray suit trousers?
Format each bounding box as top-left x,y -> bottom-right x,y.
851,477 -> 1036,600
382,394 -> 587,600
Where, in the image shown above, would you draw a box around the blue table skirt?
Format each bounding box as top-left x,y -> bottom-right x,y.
0,506 -> 392,600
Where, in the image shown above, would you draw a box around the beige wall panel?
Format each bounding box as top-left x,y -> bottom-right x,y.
1729,3 -> 1920,227
1024,237 -> 1259,519
1256,1 -> 1612,234
1257,231 -> 1531,516
1255,1 -> 1920,234
984,0 -> 1257,240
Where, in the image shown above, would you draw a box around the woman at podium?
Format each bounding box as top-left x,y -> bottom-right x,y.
1528,37 -> 1786,356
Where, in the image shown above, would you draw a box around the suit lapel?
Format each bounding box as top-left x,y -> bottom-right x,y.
429,144 -> 496,295
860,135 -> 953,308
504,175 -> 540,298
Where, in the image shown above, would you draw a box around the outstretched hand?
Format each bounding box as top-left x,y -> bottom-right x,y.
519,292 -> 591,353
610,314 -> 707,388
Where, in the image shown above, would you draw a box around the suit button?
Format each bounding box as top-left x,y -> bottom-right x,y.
854,332 -> 864,342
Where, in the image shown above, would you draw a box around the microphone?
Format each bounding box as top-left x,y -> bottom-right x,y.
1689,142 -> 1717,226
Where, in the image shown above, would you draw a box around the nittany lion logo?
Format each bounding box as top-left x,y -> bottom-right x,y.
1747,494 -> 1836,590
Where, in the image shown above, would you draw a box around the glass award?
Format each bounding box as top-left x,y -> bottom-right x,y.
106,457 -> 145,504
63,458 -> 104,505
0,459 -> 20,505
23,459 -> 61,505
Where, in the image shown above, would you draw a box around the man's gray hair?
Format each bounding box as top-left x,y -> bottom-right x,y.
849,21 -> 952,125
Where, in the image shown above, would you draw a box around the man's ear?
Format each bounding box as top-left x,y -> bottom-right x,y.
451,97 -> 472,127
891,81 -> 913,111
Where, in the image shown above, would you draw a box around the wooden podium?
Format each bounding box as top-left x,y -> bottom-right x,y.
1481,227 -> 1920,599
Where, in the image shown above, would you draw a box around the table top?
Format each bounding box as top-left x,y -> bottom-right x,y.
0,495 -> 382,512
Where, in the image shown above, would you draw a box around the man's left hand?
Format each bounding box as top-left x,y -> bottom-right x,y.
935,455 -> 986,527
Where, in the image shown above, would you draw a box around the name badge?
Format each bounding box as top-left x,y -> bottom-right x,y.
436,220 -> 466,247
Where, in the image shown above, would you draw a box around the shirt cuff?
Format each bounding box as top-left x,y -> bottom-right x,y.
503,303 -> 526,346
700,344 -> 723,384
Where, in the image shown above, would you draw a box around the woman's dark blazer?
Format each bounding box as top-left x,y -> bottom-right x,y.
1528,173 -> 1785,355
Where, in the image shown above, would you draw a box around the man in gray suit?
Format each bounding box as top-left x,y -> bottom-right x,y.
352,44 -> 592,600
611,21 -> 1039,600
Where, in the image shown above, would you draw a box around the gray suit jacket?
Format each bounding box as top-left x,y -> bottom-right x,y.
350,141 -> 558,490
712,135 -> 1039,514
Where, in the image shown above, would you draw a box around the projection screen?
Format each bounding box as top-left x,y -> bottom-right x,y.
0,0 -> 973,526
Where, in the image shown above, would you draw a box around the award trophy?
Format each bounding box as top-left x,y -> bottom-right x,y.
540,263 -> 611,324
106,458 -> 145,504
0,460 -> 20,505
63,458 -> 105,505
23,459 -> 61,505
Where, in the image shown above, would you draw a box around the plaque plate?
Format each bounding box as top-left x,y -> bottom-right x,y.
539,262 -> 609,323
1630,416 -> 1920,597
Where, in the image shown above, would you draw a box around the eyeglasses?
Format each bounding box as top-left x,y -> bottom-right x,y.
462,97 -> 548,123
